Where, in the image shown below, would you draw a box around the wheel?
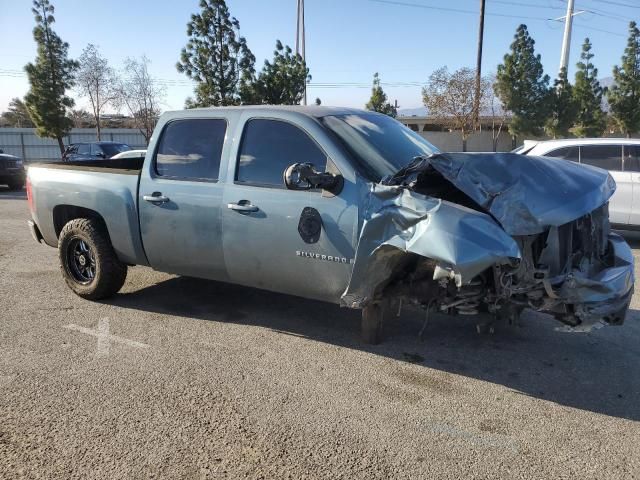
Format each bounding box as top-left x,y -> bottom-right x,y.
361,303 -> 384,344
58,218 -> 127,300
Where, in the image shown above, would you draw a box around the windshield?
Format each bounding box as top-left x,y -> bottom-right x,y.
321,113 -> 439,181
102,143 -> 131,157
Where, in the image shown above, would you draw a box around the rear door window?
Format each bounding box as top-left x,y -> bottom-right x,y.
623,145 -> 640,171
236,119 -> 327,188
545,146 -> 580,162
155,119 -> 227,181
91,144 -> 104,156
580,145 -> 622,171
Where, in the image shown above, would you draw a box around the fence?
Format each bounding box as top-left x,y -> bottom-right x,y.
0,128 -> 147,162
417,131 -> 516,152
2,127 -> 515,162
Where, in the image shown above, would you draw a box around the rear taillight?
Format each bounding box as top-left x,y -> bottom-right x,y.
26,176 -> 34,214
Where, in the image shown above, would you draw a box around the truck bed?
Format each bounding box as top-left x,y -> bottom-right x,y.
28,161 -> 147,266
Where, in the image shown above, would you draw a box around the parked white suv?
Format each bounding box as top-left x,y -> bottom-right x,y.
523,138 -> 640,228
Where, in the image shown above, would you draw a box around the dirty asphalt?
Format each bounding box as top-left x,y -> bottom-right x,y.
1,187 -> 639,479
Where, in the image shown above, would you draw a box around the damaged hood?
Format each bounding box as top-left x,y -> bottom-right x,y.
388,153 -> 616,236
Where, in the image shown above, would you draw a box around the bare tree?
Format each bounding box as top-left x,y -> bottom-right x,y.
76,44 -> 118,140
68,108 -> 94,128
422,67 -> 488,151
116,56 -> 165,144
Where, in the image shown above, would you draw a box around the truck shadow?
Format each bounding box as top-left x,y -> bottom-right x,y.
110,274 -> 640,422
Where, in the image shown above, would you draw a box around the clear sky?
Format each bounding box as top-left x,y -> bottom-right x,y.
0,0 -> 636,113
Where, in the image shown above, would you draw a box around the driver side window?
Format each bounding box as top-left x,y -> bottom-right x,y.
236,119 -> 327,188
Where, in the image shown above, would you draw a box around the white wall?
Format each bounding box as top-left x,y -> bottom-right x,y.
417,131 -> 515,152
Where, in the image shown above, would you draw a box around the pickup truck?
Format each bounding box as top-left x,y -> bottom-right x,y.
26,106 -> 634,343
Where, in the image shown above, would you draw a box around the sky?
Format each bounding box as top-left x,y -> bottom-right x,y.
0,0 -> 636,114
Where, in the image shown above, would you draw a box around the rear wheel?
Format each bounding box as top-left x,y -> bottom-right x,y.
58,218 -> 127,299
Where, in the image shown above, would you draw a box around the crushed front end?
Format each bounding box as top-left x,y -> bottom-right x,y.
342,153 -> 634,331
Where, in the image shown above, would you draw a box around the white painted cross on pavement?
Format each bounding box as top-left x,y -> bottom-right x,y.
64,318 -> 149,357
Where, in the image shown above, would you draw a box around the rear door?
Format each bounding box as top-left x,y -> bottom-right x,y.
91,144 -> 105,159
579,145 -> 627,225
139,117 -> 229,280
221,114 -> 358,303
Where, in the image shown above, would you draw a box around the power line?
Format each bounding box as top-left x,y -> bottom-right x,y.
591,0 -> 640,9
367,0 -> 552,20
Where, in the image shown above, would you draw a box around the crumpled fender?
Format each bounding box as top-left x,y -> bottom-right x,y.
341,185 -> 521,308
422,153 -> 616,236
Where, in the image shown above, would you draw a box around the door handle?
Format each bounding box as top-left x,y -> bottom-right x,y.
143,193 -> 170,204
228,202 -> 258,213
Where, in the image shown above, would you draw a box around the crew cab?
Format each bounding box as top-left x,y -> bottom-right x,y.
26,106 -> 634,343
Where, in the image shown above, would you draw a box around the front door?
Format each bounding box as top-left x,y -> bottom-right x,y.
222,117 -> 358,303
139,117 -> 229,280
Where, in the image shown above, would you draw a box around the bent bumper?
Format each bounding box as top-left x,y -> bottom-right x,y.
557,234 -> 634,327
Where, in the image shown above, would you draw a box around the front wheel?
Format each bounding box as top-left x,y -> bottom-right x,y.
58,218 -> 127,300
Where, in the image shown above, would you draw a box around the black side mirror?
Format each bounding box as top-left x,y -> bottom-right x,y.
284,163 -> 343,194
96,152 -> 106,159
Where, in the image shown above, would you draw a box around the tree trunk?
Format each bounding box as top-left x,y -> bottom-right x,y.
57,136 -> 65,156
96,118 -> 101,141
462,135 -> 468,152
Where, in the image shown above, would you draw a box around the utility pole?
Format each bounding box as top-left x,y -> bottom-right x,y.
296,0 -> 307,105
473,0 -> 486,130
559,0 -> 575,75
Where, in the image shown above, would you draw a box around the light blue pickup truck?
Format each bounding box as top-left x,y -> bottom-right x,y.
26,106 -> 634,343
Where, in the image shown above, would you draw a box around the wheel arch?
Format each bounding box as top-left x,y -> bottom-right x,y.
53,205 -> 110,242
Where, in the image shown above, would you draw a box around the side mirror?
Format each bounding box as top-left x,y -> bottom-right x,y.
96,152 -> 106,159
284,163 -> 343,194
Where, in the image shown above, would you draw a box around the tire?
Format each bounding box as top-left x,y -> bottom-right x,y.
361,303 -> 384,345
58,218 -> 127,300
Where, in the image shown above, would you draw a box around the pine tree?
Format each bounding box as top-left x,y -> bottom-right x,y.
495,24 -> 550,137
24,0 -> 78,154
177,0 -> 255,107
244,40 -> 310,105
545,68 -> 577,139
365,73 -> 397,117
1,98 -> 35,128
608,22 -> 640,137
573,38 -> 606,137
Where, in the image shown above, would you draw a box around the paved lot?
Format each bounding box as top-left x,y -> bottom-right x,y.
1,186 -> 639,479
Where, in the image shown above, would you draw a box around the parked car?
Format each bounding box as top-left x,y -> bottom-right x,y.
26,107 -> 634,343
62,141 -> 131,161
111,149 -> 147,160
522,138 -> 640,228
0,152 -> 25,190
